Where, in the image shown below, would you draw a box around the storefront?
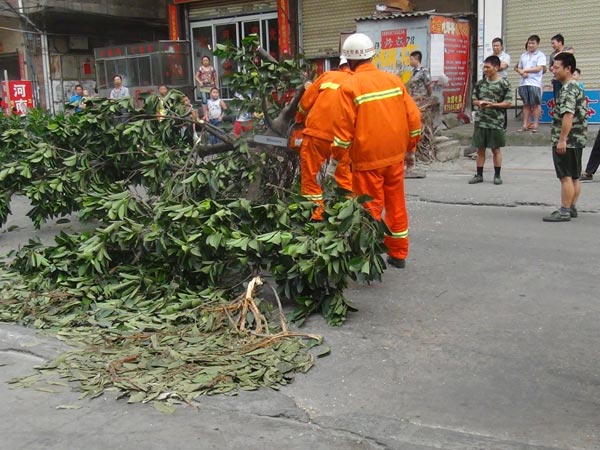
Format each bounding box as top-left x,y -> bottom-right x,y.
503,0 -> 599,91
172,0 -> 296,100
356,13 -> 472,115
499,0 -> 600,123
0,14 -> 30,109
301,0 -> 475,71
94,41 -> 193,103
190,12 -> 279,99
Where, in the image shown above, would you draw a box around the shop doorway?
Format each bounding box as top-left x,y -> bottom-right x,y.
190,12 -> 278,100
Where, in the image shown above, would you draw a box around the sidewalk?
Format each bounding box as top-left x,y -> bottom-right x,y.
413,145 -> 600,214
441,114 -> 600,146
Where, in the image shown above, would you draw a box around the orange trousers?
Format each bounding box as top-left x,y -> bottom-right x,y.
300,135 -> 352,220
352,163 -> 409,259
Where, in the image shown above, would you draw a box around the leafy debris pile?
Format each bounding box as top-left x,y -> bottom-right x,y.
0,53 -> 386,402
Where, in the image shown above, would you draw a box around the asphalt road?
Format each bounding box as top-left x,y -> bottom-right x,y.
1,146 -> 599,450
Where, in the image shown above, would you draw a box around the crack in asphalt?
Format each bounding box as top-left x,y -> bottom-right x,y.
259,405 -> 575,450
0,347 -> 48,362
409,196 -> 600,214
225,389 -> 576,450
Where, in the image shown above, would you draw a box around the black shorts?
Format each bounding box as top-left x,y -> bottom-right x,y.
552,146 -> 582,179
472,127 -> 505,149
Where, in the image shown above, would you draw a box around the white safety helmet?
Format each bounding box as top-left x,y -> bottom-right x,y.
342,33 -> 375,60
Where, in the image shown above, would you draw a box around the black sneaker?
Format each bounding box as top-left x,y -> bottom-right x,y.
468,174 -> 483,184
542,210 -> 571,222
493,175 -> 503,185
386,256 -> 406,269
570,206 -> 578,218
580,173 -> 593,181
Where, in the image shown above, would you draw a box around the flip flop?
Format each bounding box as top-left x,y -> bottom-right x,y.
530,128 -> 539,133
518,127 -> 529,132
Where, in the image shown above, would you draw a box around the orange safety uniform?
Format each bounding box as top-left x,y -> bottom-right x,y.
332,62 -> 422,260
297,68 -> 353,220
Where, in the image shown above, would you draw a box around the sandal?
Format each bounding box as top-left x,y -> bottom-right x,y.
530,128 -> 539,133
518,127 -> 529,132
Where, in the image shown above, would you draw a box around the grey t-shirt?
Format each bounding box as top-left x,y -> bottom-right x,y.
549,46 -> 574,79
497,51 -> 511,78
110,86 -> 130,99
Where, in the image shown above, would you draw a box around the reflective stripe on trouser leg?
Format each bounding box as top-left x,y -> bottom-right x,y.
300,135 -> 330,220
382,163 -> 409,259
352,163 -> 409,259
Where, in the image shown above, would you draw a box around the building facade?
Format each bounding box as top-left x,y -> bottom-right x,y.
301,0 -> 475,64
503,0 -> 598,90
1,0 -> 168,112
171,0 -> 299,100
171,0 -> 476,97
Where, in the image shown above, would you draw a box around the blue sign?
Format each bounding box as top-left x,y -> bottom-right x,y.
540,88 -> 600,124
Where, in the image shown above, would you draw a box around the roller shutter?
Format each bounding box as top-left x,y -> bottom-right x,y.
301,0 -> 373,58
188,0 -> 277,20
505,0 -> 600,89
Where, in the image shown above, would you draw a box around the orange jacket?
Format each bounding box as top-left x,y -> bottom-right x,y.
297,68 -> 352,141
332,62 -> 422,171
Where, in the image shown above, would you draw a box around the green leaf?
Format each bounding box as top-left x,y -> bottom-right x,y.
151,401 -> 176,414
128,391 -> 147,403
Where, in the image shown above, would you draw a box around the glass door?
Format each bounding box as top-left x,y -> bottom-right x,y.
215,23 -> 238,99
190,13 -> 278,100
191,25 -> 214,100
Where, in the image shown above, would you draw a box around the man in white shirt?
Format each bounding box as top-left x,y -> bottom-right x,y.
514,34 -> 546,132
491,37 -> 510,78
109,75 -> 130,100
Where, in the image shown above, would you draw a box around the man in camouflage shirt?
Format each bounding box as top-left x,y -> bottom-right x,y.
468,55 -> 512,185
543,52 -> 588,222
407,50 -> 432,99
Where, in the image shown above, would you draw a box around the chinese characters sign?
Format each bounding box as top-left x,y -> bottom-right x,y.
381,29 -> 408,49
370,27 -> 427,84
541,90 -> 600,124
430,16 -> 470,114
1,80 -> 34,115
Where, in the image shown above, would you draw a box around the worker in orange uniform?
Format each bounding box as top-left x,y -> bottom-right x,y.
296,57 -> 353,221
332,33 -> 422,269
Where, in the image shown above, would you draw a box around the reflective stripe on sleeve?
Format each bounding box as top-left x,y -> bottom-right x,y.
409,129 -> 421,137
320,82 -> 340,91
333,136 -> 352,149
354,87 -> 402,105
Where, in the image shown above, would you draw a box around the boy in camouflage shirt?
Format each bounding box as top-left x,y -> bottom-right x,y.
407,50 -> 432,99
543,52 -> 588,222
469,55 -> 512,185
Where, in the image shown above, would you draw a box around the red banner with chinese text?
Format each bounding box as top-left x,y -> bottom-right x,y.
430,16 -> 470,114
1,80 -> 34,115
278,0 -> 292,58
168,4 -> 180,41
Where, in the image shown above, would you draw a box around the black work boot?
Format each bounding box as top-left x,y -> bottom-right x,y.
386,256 -> 406,269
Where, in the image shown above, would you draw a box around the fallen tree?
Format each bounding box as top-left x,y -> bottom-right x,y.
0,38 -> 387,403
